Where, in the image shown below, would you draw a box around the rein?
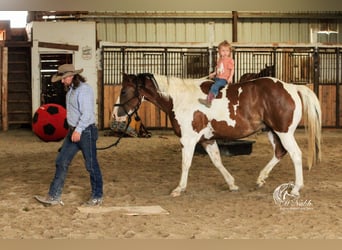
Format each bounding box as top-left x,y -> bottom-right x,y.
96,82 -> 143,151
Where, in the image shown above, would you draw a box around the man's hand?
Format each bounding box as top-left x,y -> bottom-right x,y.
71,131 -> 81,142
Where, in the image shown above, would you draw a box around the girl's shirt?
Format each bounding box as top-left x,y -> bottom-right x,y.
216,57 -> 234,81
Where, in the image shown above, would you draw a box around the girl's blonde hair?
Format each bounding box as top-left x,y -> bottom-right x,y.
218,40 -> 231,50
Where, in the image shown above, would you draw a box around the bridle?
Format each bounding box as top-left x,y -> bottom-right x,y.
96,74 -> 144,150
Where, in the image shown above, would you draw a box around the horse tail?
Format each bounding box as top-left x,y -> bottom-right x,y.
296,85 -> 322,169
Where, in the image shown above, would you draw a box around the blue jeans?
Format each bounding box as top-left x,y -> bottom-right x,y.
210,78 -> 227,97
48,124 -> 103,199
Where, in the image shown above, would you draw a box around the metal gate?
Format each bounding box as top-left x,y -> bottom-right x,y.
102,46 -> 211,85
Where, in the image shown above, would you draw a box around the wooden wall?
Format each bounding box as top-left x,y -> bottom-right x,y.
319,85 -> 339,127
103,85 -> 120,128
0,46 -> 8,131
306,84 -> 339,127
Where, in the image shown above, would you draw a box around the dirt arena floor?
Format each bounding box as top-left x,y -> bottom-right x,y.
0,128 -> 341,239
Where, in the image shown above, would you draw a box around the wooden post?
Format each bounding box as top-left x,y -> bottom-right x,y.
232,11 -> 238,43
0,46 -> 1,131
336,48 -> 340,127
0,46 -> 2,130
1,46 -> 8,131
97,69 -> 103,129
313,47 -> 319,97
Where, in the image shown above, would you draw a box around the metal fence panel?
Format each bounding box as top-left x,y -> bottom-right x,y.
102,46 -> 211,85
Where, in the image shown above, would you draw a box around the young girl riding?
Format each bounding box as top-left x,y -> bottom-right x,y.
199,40 -> 235,108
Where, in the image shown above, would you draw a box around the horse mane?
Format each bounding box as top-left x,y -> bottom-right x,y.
152,74 -> 206,99
138,73 -> 159,90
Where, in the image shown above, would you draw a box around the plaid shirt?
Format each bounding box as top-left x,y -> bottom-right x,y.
66,82 -> 96,133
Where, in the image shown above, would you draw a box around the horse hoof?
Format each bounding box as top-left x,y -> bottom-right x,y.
170,189 -> 182,197
229,185 -> 239,192
255,183 -> 264,189
256,179 -> 266,188
170,192 -> 180,197
289,184 -> 302,197
290,189 -> 300,197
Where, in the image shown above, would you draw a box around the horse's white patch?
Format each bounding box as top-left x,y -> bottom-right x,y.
268,77 -> 279,83
233,102 -> 239,116
201,122 -> 215,139
280,81 -> 303,129
231,87 -> 243,116
238,87 -> 243,97
221,85 -> 228,98
153,75 -> 237,131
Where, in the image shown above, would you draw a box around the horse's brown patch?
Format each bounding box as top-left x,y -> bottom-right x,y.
225,84 -> 240,121
255,78 -> 295,132
199,81 -> 213,95
192,110 -> 209,133
224,78 -> 295,134
272,132 -> 287,159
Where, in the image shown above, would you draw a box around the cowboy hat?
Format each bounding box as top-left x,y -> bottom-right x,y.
51,64 -> 83,82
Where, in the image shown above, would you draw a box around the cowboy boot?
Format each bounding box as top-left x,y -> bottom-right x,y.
198,92 -> 215,108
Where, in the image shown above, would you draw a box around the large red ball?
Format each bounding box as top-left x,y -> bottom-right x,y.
32,104 -> 68,142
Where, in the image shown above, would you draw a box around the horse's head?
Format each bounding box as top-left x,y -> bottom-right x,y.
117,73 -> 156,117
260,64 -> 275,77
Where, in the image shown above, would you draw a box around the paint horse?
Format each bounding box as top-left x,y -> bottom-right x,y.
117,73 -> 321,197
239,64 -> 275,83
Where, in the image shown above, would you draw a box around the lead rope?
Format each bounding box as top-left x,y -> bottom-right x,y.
96,109 -> 137,150
97,75 -> 144,151
96,97 -> 142,151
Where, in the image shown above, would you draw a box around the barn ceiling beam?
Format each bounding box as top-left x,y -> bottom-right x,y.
80,11 -> 342,20
237,11 -> 342,19
81,11 -> 233,19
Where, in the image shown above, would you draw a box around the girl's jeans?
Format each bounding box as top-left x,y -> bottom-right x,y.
210,78 -> 227,96
48,124 -> 103,199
